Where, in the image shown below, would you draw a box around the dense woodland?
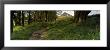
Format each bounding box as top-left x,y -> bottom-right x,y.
11,10 -> 100,40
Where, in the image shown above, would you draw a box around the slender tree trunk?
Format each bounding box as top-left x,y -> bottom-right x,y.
14,11 -> 18,26
28,11 -> 31,24
35,11 -> 38,22
18,11 -> 22,25
22,11 -> 24,26
11,11 -> 15,33
33,12 -> 36,22
45,11 -> 48,22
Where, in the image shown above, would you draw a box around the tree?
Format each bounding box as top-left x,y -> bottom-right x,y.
17,11 -> 22,25
11,11 -> 15,33
21,11 -> 24,26
45,11 -> 48,22
28,11 -> 31,24
73,10 -> 91,24
33,11 -> 37,22
51,11 -> 57,21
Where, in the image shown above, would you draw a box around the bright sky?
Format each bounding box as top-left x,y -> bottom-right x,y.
88,10 -> 100,16
58,10 -> 100,16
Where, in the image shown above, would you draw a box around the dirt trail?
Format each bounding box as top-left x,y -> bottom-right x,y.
29,27 -> 48,40
29,20 -> 74,40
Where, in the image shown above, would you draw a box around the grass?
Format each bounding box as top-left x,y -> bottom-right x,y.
11,16 -> 100,40
11,22 -> 42,40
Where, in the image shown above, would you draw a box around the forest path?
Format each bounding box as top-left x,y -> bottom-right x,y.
29,27 -> 48,40
29,24 -> 74,40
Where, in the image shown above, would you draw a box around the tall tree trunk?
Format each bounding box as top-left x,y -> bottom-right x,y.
16,11 -> 22,26
14,11 -> 18,26
80,11 -> 91,23
33,12 -> 36,22
28,11 -> 31,24
35,11 -> 38,22
73,11 -> 91,24
73,11 -> 80,23
22,11 -> 24,26
11,11 -> 15,33
45,11 -> 48,22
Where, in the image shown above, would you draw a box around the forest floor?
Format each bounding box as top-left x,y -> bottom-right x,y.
29,27 -> 48,40
11,16 -> 100,40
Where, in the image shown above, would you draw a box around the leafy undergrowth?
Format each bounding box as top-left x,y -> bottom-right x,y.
42,24 -> 100,40
42,16 -> 100,40
11,16 -> 100,40
11,22 -> 43,40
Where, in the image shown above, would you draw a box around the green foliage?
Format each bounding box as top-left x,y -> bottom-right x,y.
42,16 -> 100,40
11,23 -> 42,40
11,16 -> 100,40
